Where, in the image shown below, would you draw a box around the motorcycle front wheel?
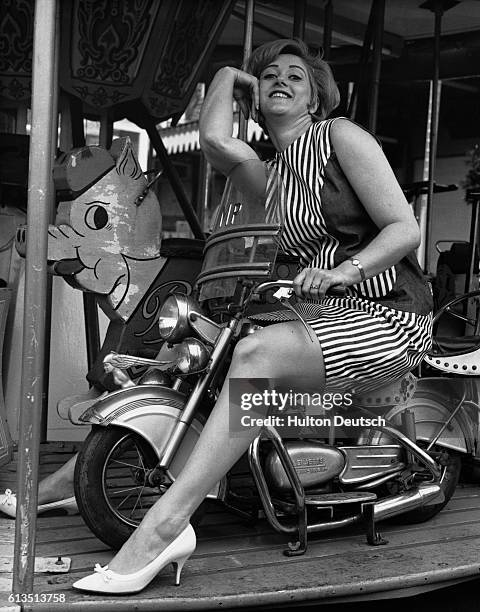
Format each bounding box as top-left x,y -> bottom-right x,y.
74,425 -> 206,549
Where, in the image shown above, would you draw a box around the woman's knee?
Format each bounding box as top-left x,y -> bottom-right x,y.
231,323 -> 325,381
231,328 -> 298,375
232,334 -> 268,369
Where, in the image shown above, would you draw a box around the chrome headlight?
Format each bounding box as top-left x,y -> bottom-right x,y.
158,294 -> 191,342
158,293 -> 222,345
173,338 -> 210,374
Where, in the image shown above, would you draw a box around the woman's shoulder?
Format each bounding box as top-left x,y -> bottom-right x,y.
323,116 -> 371,137
310,116 -> 362,143
307,118 -> 363,158
324,117 -> 381,156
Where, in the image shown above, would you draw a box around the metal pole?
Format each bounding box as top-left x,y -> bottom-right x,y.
238,0 -> 255,142
99,110 -> 114,149
198,155 -> 213,232
142,109 -> 204,239
13,0 -> 58,594
293,0 -> 307,39
415,81 -> 433,270
367,0 -> 385,133
41,1 -> 61,441
323,0 -> 333,61
416,81 -> 433,269
346,3 -> 375,121
465,193 -> 480,295
424,2 -> 443,273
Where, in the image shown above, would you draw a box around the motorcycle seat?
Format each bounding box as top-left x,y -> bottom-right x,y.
424,345 -> 480,376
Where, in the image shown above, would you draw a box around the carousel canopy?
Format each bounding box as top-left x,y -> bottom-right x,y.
1,0 -> 479,125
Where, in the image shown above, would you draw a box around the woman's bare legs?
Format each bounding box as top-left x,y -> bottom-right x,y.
107,320 -> 326,574
37,455 -> 76,504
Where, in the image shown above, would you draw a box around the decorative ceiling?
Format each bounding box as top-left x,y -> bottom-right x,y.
0,0 -> 479,117
0,0 -> 235,120
220,0 -> 480,51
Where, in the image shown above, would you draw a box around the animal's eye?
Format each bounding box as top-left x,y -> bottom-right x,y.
85,205 -> 108,230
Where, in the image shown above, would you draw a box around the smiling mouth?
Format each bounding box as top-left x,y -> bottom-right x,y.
270,91 -> 292,99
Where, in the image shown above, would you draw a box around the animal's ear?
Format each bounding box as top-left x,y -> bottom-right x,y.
110,137 -> 143,181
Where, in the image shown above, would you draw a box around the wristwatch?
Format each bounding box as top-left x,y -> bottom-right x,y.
349,257 -> 366,282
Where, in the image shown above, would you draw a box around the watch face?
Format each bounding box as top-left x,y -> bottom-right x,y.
352,259 -> 360,266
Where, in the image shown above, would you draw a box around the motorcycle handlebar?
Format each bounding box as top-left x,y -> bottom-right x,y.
254,279 -> 346,296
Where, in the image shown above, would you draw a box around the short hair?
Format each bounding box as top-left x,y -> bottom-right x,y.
244,38 -> 340,120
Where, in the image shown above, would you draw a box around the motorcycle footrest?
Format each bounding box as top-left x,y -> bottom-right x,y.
305,491 -> 377,506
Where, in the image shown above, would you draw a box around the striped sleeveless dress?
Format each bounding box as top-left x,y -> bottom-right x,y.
272,118 -> 433,393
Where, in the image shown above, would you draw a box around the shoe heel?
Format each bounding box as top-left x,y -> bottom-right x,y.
172,555 -> 190,586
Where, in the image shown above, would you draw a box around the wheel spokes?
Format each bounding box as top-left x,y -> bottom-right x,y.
102,434 -> 162,526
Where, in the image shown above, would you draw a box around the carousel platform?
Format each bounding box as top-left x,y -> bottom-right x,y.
1,443 -> 480,611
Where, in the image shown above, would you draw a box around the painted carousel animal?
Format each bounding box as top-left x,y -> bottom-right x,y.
15,137 -> 204,416
47,137 -> 164,322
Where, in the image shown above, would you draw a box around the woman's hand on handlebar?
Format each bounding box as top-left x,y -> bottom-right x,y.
293,267 -> 348,299
230,68 -> 259,122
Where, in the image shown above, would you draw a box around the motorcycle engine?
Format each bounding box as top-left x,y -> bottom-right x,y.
265,441 -> 345,491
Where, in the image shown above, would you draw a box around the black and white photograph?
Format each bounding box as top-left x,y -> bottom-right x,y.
0,1 -> 480,610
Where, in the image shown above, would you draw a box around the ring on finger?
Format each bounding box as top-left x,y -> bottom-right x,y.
310,284 -> 319,289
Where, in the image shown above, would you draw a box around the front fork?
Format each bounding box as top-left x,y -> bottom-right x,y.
160,322 -> 236,467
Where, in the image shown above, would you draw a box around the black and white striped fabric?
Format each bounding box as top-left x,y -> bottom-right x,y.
271,119 -> 432,392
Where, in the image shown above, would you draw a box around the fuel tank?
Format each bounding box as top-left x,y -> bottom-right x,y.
265,441 -> 345,491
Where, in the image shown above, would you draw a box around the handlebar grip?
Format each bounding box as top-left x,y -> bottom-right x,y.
327,284 -> 347,296
282,279 -> 346,295
258,279 -> 346,297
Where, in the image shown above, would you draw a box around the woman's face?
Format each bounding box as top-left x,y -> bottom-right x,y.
258,53 -> 313,120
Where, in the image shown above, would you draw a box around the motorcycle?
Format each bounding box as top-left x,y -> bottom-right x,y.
74,160 -> 470,555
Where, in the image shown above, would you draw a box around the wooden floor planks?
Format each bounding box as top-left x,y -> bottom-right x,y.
1,444 -> 480,610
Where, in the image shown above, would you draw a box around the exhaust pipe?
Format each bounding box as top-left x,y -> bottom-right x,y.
307,484 -> 444,535
373,484 -> 443,521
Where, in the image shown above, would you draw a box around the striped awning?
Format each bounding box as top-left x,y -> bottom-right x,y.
160,117 -> 267,155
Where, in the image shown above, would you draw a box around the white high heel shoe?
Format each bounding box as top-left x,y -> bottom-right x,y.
0,489 -> 78,518
72,523 -> 196,594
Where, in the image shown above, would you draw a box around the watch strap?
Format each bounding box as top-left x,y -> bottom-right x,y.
349,257 -> 366,282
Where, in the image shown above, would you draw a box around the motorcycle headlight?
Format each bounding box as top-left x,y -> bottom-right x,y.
173,338 -> 210,374
158,294 -> 191,342
158,293 -> 222,345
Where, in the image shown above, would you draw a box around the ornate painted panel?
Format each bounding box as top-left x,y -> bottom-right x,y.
59,0 -> 235,120
147,0 -> 233,119
0,0 -> 34,104
0,0 -> 235,121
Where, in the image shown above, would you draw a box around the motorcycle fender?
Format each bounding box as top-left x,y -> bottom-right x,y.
80,384 -> 194,458
80,385 -> 225,499
358,394 -> 469,454
418,419 -> 468,453
402,405 -> 469,454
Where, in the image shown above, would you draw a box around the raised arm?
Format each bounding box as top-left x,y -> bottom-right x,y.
199,67 -> 261,175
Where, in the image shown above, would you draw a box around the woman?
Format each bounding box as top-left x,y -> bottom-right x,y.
71,38 -> 432,593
